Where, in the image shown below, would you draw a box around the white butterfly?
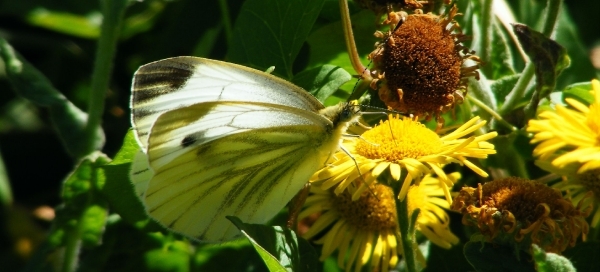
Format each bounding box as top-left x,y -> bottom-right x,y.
129,57 -> 361,242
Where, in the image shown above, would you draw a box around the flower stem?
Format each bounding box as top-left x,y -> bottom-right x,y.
338,0 -> 371,80
396,193 -> 418,272
479,0 -> 494,76
83,0 -> 128,155
498,0 -> 562,116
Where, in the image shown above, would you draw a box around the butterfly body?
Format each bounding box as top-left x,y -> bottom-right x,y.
130,57 -> 359,242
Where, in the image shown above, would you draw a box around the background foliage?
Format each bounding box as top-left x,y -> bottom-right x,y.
0,0 -> 599,271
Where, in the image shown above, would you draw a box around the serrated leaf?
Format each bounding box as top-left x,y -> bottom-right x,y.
0,38 -> 105,158
464,241 -> 535,272
228,216 -> 320,272
227,0 -> 325,79
292,65 -> 351,103
532,245 -> 576,272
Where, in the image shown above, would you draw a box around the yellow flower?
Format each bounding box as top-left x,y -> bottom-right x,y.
536,160 -> 598,227
407,173 -> 460,250
299,173 -> 459,272
312,115 -> 497,203
528,79 -> 600,173
451,177 -> 590,254
300,182 -> 400,272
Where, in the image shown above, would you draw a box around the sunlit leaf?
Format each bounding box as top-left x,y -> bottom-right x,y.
306,10 -> 376,95
101,131 -> 149,225
228,216 -> 320,272
27,8 -> 101,38
292,64 -> 351,103
562,81 -> 594,105
532,245 -> 576,272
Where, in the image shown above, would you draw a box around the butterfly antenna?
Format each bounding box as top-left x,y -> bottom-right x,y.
339,142 -> 380,201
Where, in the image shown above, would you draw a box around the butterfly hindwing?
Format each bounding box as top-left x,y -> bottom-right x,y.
141,101 -> 335,241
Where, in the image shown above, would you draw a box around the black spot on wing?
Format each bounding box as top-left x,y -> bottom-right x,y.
181,134 -> 197,148
132,59 -> 195,104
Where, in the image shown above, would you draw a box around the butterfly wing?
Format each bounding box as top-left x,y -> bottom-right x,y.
131,57 -> 324,152
138,101 -> 337,242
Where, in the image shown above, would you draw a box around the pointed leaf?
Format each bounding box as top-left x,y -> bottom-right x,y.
228,216 -> 320,272
227,0 -> 325,79
101,131 -> 149,225
512,23 -> 570,100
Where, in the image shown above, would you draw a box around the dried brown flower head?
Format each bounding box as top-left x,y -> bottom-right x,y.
451,177 -> 590,254
368,5 -> 480,124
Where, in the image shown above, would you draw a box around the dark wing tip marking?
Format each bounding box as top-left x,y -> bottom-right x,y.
132,59 -> 196,104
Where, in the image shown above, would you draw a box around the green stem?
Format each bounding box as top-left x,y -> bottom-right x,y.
62,222 -> 82,272
0,148 -> 12,207
498,0 -> 562,115
338,0 -> 370,80
467,94 -> 516,131
396,193 -> 417,272
218,0 -> 233,46
83,0 -> 128,155
479,0 -> 494,76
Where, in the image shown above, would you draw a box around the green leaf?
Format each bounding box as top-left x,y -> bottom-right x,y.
464,241 -> 535,272
292,65 -> 351,103
228,216 -> 320,272
26,8 -> 101,39
306,10 -> 376,95
227,0 -> 325,79
554,6 -> 598,90
532,245 -> 576,272
194,240 -> 269,271
120,1 -> 166,39
562,81 -> 594,105
0,38 -> 105,158
144,248 -> 191,272
101,131 -> 149,225
490,21 -> 517,79
512,23 -> 570,109
491,74 -> 522,102
49,152 -> 110,248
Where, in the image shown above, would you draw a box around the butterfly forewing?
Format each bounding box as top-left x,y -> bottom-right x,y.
142,101 -> 334,241
131,57 -> 324,151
